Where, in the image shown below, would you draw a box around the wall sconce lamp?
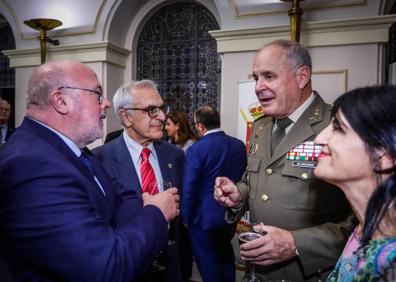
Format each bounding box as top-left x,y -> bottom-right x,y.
24,18 -> 62,64
281,0 -> 304,42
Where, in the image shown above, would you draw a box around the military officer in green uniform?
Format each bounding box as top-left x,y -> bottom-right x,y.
214,39 -> 352,282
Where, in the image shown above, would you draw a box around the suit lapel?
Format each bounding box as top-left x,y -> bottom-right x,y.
22,118 -> 114,218
250,117 -> 272,163
270,94 -> 327,164
155,141 -> 172,184
83,150 -> 116,218
113,136 -> 142,192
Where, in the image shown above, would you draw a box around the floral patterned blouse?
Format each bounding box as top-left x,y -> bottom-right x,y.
327,229 -> 396,282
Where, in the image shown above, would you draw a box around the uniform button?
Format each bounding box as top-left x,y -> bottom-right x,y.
301,172 -> 308,179
266,168 -> 272,175
261,194 -> 269,202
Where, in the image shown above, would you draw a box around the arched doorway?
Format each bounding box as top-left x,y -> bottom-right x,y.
136,2 -> 220,120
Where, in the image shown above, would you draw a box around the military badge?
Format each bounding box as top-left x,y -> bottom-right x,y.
248,143 -> 259,155
286,141 -> 322,168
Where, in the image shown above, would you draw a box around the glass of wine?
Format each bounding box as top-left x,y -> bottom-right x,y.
238,223 -> 264,282
148,181 -> 172,195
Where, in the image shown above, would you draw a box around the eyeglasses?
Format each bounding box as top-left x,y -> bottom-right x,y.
123,105 -> 170,118
58,86 -> 104,104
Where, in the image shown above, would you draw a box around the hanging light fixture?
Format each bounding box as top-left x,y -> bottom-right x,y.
280,0 -> 304,42
24,18 -> 62,64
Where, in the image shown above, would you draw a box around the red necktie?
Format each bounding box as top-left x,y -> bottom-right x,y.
140,148 -> 158,195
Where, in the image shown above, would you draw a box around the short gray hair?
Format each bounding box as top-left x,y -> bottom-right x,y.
113,79 -> 158,122
264,39 -> 312,71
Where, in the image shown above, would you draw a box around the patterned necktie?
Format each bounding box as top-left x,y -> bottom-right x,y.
270,117 -> 293,155
140,148 -> 158,195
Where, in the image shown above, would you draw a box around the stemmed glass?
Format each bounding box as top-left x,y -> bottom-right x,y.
148,181 -> 173,273
238,223 -> 264,282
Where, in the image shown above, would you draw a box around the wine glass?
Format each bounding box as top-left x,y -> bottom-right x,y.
148,181 -> 172,194
238,223 -> 264,282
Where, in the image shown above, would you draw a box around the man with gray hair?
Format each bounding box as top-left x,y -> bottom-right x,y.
214,40 -> 352,281
94,80 -> 185,282
0,61 -> 180,281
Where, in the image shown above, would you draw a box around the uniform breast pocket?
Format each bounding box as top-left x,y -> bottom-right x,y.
247,156 -> 261,199
279,160 -> 321,210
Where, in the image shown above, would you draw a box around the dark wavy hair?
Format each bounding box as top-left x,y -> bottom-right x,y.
167,111 -> 196,147
331,85 -> 396,246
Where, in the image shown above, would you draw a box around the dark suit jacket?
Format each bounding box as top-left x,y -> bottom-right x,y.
0,123 -> 14,149
0,117 -> 169,282
182,131 -> 247,229
5,124 -> 14,141
182,131 -> 246,282
93,135 -> 185,282
228,94 -> 353,281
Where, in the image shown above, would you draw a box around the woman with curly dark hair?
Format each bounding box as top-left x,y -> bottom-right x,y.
314,85 -> 396,282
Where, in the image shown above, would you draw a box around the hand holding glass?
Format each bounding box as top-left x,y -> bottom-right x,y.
239,223 -> 265,282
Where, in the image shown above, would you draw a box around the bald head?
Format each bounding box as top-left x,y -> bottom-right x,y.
27,61 -> 95,110
25,60 -> 110,148
252,40 -> 313,118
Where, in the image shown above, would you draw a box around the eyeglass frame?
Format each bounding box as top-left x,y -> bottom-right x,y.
58,86 -> 104,104
122,105 -> 170,118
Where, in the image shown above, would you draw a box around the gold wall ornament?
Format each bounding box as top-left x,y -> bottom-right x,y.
23,18 -> 62,64
281,0 -> 304,42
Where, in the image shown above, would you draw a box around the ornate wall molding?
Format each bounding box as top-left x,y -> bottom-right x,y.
2,42 -> 130,67
210,15 -> 396,52
230,0 -> 366,19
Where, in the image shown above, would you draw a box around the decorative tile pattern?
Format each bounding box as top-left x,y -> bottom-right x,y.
137,3 -> 220,120
0,25 -> 15,88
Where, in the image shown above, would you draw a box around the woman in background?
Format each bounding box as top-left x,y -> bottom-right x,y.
165,111 -> 196,153
314,85 -> 396,281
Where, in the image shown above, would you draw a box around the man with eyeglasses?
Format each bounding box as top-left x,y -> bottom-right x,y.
0,61 -> 180,281
93,80 -> 185,282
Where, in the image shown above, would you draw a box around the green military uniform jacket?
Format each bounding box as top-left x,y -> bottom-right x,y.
228,93 -> 353,281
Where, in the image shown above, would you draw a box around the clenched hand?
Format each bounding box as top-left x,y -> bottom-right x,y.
214,176 -> 242,208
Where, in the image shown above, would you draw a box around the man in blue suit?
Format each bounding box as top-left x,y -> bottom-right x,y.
93,80 -> 185,282
0,61 -> 180,282
182,106 -> 247,282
